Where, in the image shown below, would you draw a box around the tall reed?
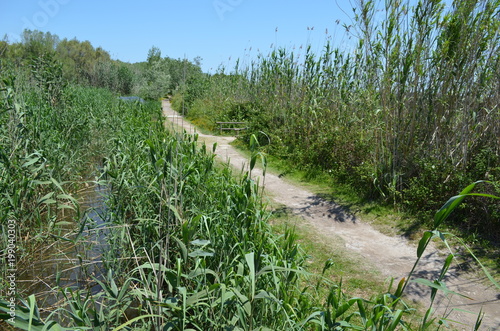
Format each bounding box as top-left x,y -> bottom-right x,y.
177,0 -> 500,237
3,75 -> 497,331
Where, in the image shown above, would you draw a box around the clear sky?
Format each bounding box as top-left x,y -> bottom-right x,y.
1,0 -> 359,73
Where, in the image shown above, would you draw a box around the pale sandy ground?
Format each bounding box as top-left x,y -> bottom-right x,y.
163,100 -> 499,330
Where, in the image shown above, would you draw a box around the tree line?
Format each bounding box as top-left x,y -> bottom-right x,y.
0,30 -> 203,99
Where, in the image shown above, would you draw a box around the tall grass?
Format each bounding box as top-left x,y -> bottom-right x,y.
2,2 -> 499,328
2,81 -> 496,329
1,70 -> 413,329
176,0 -> 500,239
0,62 -> 148,324
93,100 -> 317,329
0,65 -> 125,236
0,89 -> 384,329
4,133 -> 498,329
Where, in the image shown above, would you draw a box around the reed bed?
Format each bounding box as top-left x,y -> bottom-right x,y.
177,0 -> 500,240
0,66 -> 422,330
3,74 -> 495,330
2,1 -> 499,329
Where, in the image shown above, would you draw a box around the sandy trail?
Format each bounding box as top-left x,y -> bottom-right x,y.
163,101 -> 499,330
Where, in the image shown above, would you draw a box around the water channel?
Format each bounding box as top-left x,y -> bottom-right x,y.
18,183 -> 110,313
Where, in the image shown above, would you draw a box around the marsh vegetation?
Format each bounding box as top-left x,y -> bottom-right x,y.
1,0 -> 499,330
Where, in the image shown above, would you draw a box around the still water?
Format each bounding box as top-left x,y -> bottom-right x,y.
18,183 -> 110,311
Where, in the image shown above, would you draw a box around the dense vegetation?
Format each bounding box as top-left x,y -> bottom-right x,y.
1,31 -> 442,330
1,0 -> 499,329
173,0 -> 500,242
0,30 -> 203,99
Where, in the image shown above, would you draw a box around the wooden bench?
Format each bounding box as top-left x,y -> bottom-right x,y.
216,122 -> 248,135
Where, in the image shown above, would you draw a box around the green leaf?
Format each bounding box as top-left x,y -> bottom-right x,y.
451,235 -> 500,290
172,236 -> 188,261
41,321 -> 66,330
298,311 -> 324,326
335,298 -> 357,318
250,154 -> 257,171
37,192 -> 55,205
188,250 -> 214,257
50,177 -> 65,193
169,204 -> 182,223
50,234 -> 74,242
438,253 -> 454,281
111,314 -> 163,331
230,287 -> 251,316
108,270 -> 119,298
254,290 -> 275,300
464,193 -> 500,200
54,221 -> 73,226
185,288 -> 211,306
245,252 -> 256,299
417,231 -> 432,258
190,239 -> 210,246
387,309 -> 404,331
249,134 -> 259,151
394,277 -> 406,298
28,295 -> 39,329
22,156 -> 40,168
32,180 -> 52,185
260,153 -> 267,176
133,262 -> 171,273
433,181 -> 485,228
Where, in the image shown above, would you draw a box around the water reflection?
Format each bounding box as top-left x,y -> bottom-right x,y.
18,183 -> 110,311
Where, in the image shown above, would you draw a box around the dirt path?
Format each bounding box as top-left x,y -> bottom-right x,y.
163,101 -> 499,330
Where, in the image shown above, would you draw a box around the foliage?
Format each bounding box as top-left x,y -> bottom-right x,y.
173,0 -> 500,240
93,61 -> 134,95
131,47 -> 204,100
136,57 -> 171,100
0,31 -> 203,99
30,52 -> 66,107
1,4 -> 499,329
55,38 -> 111,85
0,67 -> 132,297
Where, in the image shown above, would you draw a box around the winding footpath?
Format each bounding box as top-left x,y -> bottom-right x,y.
163,100 -> 499,330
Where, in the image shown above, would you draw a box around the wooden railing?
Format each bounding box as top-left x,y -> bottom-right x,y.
216,122 -> 248,134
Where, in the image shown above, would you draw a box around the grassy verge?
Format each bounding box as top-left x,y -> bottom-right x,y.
229,137 -> 500,278
269,207 -> 386,297
230,138 -> 410,232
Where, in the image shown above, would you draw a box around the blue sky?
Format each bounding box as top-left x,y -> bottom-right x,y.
1,0 -> 358,73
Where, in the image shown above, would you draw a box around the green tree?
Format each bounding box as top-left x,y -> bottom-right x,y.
164,57 -> 203,95
55,38 -> 111,84
21,30 -> 59,59
147,45 -> 162,66
117,64 -> 134,95
140,59 -> 171,100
